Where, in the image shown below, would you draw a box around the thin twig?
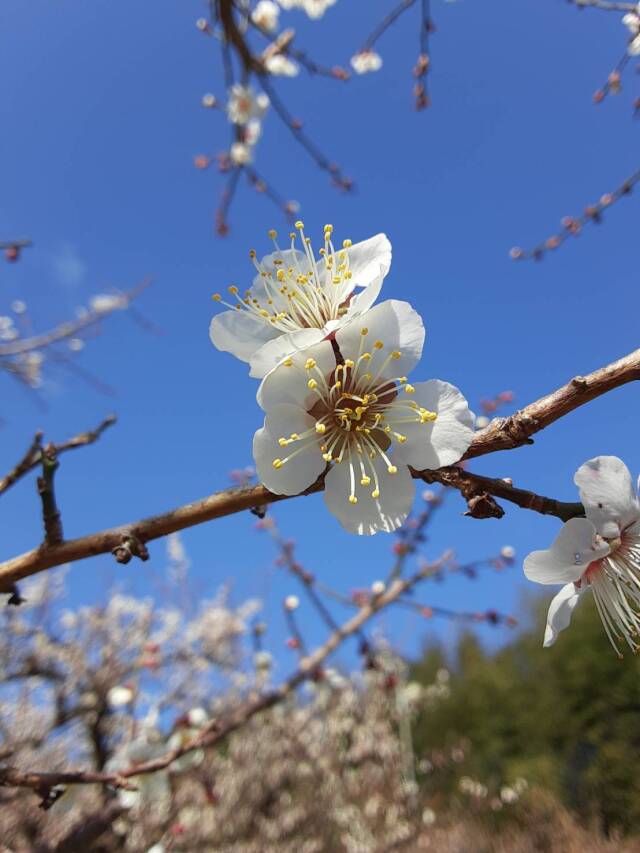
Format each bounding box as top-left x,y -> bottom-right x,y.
0,416 -> 116,497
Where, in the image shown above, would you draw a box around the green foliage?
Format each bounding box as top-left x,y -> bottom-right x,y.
412,595 -> 640,835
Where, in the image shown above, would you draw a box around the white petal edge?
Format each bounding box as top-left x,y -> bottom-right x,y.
523,517 -> 609,585
574,455 -> 640,538
209,309 -> 278,364
392,380 -> 475,471
323,457 -> 414,535
253,404 -> 326,495
249,328 -> 326,379
257,339 -> 336,412
543,582 -> 586,648
335,300 -> 425,379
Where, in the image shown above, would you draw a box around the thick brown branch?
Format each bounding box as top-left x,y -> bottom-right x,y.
460,346 -> 640,459
0,346 -> 638,587
417,468 -> 584,522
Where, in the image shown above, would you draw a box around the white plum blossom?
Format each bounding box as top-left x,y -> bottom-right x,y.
265,53 -> 300,76
230,141 -> 253,165
244,118 -> 262,146
252,0 -> 281,32
524,456 -> 640,654
278,0 -> 337,18
623,6 -> 640,55
284,594 -> 300,610
227,84 -> 270,125
351,50 -> 383,75
107,684 -> 134,708
210,222 -> 392,378
201,92 -> 217,108
253,300 -> 475,535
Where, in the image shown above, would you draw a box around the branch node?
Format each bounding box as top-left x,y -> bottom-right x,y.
37,443 -> 64,546
111,533 -> 150,565
463,492 -> 505,520
571,375 -> 589,390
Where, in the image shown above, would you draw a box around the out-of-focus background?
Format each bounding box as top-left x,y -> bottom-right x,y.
1,0 -> 640,847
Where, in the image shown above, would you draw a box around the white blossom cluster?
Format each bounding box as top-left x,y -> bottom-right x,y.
0,545 -> 502,852
209,222 -> 475,535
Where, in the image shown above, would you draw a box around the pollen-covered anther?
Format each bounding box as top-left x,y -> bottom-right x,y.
387,465 -> 398,474
212,294 -> 222,302
308,379 -> 318,389
360,476 -> 371,486
273,458 -> 283,469
315,422 -> 326,434
348,495 -> 358,504
374,340 -> 384,350
404,384 -> 415,394
305,358 -> 316,370
371,488 -> 380,498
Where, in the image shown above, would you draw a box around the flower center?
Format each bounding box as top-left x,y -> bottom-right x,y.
271,330 -> 437,506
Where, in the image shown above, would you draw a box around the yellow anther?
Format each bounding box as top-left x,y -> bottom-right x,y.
304,358 -> 316,370
391,351 -> 401,360
324,223 -> 333,233
228,285 -> 238,295
249,249 -> 256,258
371,488 -> 380,499
363,372 -> 372,380
333,381 -> 342,390
360,327 -> 368,336
289,232 -> 296,239
322,452 -> 332,462
404,384 -> 415,394
373,340 -> 384,349
277,269 -> 286,281
273,459 -> 283,469
283,358 -> 293,367
360,476 -> 371,486
278,438 -> 289,447
384,425 -> 391,434
361,352 -> 371,361
290,433 -> 299,440
305,237 -> 311,244
315,422 -> 326,434
343,239 -> 352,248
308,379 -> 318,389
344,359 -> 355,368
387,465 -> 398,474
348,495 -> 358,504
268,229 -> 277,239
295,220 -> 304,229
396,434 -> 407,443
212,293 -> 222,302
319,247 -> 326,256
260,310 -> 269,318
332,276 -> 341,284
344,271 -> 352,279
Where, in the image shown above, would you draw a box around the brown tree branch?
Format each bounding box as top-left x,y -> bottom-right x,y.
37,445 -> 63,546
0,346 -> 638,588
0,554 -> 447,797
0,415 -> 116,497
0,279 -> 151,358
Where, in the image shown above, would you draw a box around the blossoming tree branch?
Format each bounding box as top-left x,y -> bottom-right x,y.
2,222 -> 640,656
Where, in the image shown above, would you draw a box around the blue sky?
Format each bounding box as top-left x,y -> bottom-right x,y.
1,0 -> 638,670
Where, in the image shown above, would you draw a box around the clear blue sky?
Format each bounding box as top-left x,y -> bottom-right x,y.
1,0 -> 638,669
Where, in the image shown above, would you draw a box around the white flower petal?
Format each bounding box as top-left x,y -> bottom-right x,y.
209,309 -> 278,364
392,380 -> 474,471
574,456 -> 640,538
257,339 -> 336,410
523,518 -> 609,585
249,328 -> 326,378
336,233 -> 391,298
335,300 -> 425,378
323,457 -> 414,535
253,404 -> 326,494
543,582 -> 585,647
343,268 -> 385,321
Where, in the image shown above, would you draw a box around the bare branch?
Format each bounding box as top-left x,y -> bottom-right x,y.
0,346 -> 638,587
37,444 -> 63,546
0,278 -> 151,358
0,415 -> 116,497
